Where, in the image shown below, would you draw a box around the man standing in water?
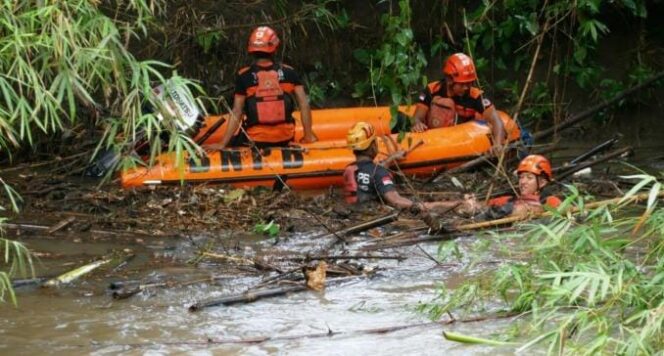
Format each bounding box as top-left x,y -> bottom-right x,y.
411,53 -> 505,155
343,121 -> 473,213
209,26 -> 318,149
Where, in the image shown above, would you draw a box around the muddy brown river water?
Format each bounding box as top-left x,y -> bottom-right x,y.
1,106 -> 663,355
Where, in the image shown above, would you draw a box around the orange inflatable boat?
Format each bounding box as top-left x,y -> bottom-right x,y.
121,106 -> 520,189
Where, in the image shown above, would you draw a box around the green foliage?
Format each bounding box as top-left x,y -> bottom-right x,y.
352,0 -> 427,127
460,0 -> 654,125
0,180 -> 33,306
420,174 -> 664,353
302,61 -> 342,107
254,220 -> 280,237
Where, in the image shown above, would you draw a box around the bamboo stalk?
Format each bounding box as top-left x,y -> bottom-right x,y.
512,18 -> 551,124
43,259 -> 112,287
443,331 -> 517,346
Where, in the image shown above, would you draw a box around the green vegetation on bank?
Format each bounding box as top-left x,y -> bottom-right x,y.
419,174 -> 664,354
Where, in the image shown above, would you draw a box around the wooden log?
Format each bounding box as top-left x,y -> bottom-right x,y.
189,275 -> 368,311
11,277 -> 50,288
111,275 -> 234,300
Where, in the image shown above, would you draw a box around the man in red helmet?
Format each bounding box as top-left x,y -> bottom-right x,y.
411,53 -> 505,155
462,155 -> 562,219
210,26 -> 318,149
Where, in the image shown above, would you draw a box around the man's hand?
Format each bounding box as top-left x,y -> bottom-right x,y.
299,132 -> 319,144
457,193 -> 481,216
490,142 -> 505,157
411,120 -> 428,133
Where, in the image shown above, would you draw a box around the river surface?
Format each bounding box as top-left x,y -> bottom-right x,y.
1,106 -> 662,355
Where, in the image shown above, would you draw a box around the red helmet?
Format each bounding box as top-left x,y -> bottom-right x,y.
517,155 -> 553,180
443,53 -> 477,83
248,26 -> 280,54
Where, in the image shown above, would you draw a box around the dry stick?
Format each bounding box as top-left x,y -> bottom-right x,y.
554,146 -> 631,181
0,151 -> 89,174
562,136 -> 620,167
416,244 -> 442,266
251,265 -> 304,290
200,252 -> 284,273
512,18 -> 551,125
274,254 -> 406,262
429,71 -> 664,182
362,232 -> 463,251
46,216 -> 76,234
189,275 -> 368,311
482,18 -> 552,201
550,137 -> 615,173
3,221 -> 179,239
314,212 -> 400,252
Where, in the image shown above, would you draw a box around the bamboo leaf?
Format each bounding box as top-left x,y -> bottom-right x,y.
619,175 -> 655,204
647,182 -> 661,211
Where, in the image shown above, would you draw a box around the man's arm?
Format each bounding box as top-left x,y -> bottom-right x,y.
383,190 -> 417,209
207,95 -> 245,150
294,86 -> 318,143
483,106 -> 505,155
411,106 -> 429,132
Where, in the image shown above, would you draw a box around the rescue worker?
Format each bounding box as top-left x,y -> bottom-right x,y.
464,155 -> 562,219
411,53 -> 505,155
210,26 -> 318,149
343,121 -> 472,212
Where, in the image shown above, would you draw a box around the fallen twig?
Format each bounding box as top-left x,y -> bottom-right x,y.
46,217 -> 76,234
273,254 -> 406,262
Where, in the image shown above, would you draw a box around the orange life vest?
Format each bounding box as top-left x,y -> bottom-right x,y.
244,64 -> 295,127
425,81 -> 485,127
343,163 -> 359,204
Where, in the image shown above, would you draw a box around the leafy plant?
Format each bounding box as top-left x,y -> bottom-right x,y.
420,174 -> 664,353
352,0 -> 427,128
254,220 -> 280,237
0,179 -> 33,306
